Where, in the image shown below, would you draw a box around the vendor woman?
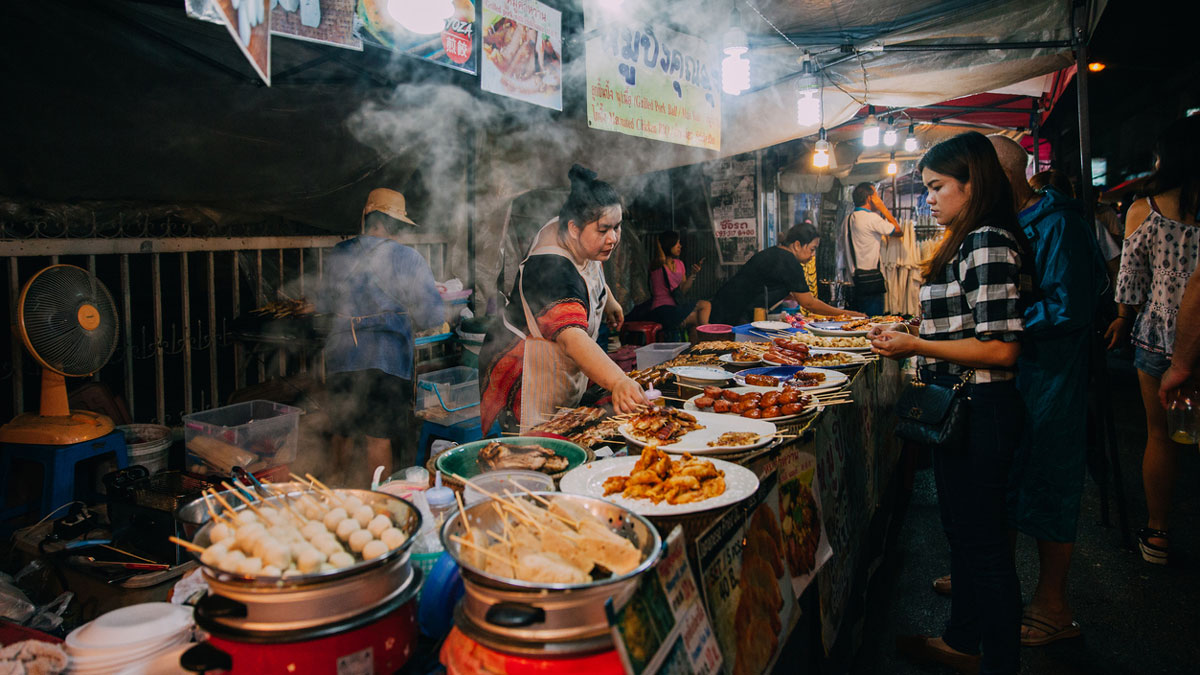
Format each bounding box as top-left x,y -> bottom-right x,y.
707,223 -> 864,325
480,165 -> 650,432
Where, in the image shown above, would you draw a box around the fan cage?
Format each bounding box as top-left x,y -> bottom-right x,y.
18,264 -> 120,377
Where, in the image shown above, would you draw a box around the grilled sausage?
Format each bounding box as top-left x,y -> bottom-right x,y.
761,405 -> 782,418
694,396 -> 715,409
713,399 -> 732,413
781,402 -> 804,416
760,392 -> 780,408
742,408 -> 763,418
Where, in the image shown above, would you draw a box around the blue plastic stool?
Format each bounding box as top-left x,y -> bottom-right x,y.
0,430 -> 129,520
417,416 -> 501,465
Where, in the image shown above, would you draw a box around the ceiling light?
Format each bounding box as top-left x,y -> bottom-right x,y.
904,124 -> 918,152
883,116 -> 898,147
795,58 -> 820,127
388,0 -> 453,35
886,152 -> 898,175
1087,61 -> 1106,73
813,128 -> 830,168
722,53 -> 750,95
862,106 -> 880,147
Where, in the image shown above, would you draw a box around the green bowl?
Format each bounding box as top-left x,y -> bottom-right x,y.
433,436 -> 592,484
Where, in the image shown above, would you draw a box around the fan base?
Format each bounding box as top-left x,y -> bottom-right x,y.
0,410 -> 115,445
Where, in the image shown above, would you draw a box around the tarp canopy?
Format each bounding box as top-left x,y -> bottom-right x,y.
1,0 -> 1102,233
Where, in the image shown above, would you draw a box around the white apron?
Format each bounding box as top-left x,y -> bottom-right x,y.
502,220 -> 606,433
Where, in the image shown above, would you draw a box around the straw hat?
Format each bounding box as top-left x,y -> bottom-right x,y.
362,188 -> 418,227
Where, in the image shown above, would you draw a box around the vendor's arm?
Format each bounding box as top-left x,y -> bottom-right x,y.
558,327 -> 647,412
603,283 -> 624,329
871,331 -> 1019,368
1160,271 -> 1200,406
791,291 -> 864,318
387,243 -> 445,331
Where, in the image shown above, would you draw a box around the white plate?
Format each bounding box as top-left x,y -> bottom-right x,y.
789,334 -> 873,352
666,365 -> 733,384
731,366 -> 848,392
805,322 -> 869,337
559,456 -> 760,516
683,386 -> 822,422
751,320 -> 791,331
619,409 -> 776,454
719,352 -> 762,365
803,349 -> 868,369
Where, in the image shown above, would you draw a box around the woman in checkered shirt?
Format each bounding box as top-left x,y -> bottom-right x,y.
872,132 -> 1033,675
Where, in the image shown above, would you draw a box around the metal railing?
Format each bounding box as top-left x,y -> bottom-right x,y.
2,234 -> 451,425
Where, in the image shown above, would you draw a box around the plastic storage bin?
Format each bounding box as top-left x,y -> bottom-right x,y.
417,367 -> 481,423
635,342 -> 690,370
183,400 -> 302,476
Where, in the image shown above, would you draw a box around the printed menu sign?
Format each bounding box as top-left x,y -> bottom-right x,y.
272,0 -> 362,50
480,0 -> 562,110
584,19 -> 720,150
708,157 -> 758,265
695,471 -> 794,675
194,0 -> 272,85
354,0 -> 477,74
608,526 -> 722,675
755,445 -> 833,597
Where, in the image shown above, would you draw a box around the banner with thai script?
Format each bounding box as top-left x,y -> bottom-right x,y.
584,21 -> 719,150
708,156 -> 758,264
355,0 -> 477,74
480,0 -> 562,110
272,0 -> 361,50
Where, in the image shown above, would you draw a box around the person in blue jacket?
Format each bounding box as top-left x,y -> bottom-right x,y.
991,136 -> 1108,646
318,188 -> 445,479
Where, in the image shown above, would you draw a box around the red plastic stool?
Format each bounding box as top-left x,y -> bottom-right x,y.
620,321 -> 662,346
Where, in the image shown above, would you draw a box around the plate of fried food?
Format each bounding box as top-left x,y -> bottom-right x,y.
803,349 -> 867,369
559,446 -> 760,516
435,437 -> 591,481
719,348 -> 763,365
618,406 -> 776,453
732,366 -> 848,392
788,333 -> 873,352
760,338 -> 811,366
805,320 -> 870,337
684,386 -> 821,422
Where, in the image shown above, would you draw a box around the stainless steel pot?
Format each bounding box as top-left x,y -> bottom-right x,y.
440,492 -> 662,648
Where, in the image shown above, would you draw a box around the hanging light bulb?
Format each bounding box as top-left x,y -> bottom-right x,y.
721,6 -> 749,95
862,106 -> 880,147
812,128 -> 831,168
883,116 -> 898,147
904,123 -> 919,152
886,152 -> 898,175
388,0 -> 453,34
795,57 -> 821,127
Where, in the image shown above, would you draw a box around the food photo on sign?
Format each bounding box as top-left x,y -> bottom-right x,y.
481,0 -> 562,110
355,0 -> 477,73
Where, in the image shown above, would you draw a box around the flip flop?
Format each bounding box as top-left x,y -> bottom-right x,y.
1020,610 -> 1082,647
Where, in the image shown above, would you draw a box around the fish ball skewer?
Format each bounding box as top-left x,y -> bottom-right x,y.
367,514 -> 392,537
362,540 -> 388,560
335,517 -> 361,542
329,551 -> 355,569
352,505 -> 374,528
348,529 -> 374,553
380,527 -> 408,550
323,507 -> 348,531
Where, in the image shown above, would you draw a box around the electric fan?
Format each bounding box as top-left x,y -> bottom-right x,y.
0,264 -> 120,445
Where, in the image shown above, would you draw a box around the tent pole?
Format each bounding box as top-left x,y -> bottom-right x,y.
1031,113 -> 1041,174
1073,0 -> 1095,225
466,128 -> 477,310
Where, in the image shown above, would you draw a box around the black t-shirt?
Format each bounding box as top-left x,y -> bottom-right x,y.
708,247 -> 809,325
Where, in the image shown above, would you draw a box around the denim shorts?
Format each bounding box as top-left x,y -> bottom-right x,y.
1133,347 -> 1171,379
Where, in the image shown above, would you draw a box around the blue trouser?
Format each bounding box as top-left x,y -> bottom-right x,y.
929,376 -> 1023,675
853,291 -> 885,316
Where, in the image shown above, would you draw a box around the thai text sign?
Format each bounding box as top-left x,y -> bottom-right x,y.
585,22 -> 720,150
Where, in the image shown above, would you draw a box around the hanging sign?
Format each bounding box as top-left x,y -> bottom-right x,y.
584,19 -> 720,150
607,526 -> 722,675
193,0 -> 272,85
708,156 -> 758,265
354,0 -> 477,74
271,0 -> 362,50
480,0 -> 562,110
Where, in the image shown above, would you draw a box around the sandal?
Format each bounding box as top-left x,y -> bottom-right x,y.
1138,527 -> 1169,565
1020,610 -> 1082,647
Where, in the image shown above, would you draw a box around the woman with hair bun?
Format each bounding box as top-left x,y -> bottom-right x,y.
480,164 -> 650,433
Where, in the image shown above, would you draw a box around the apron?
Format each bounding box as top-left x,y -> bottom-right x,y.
502,219 -> 606,432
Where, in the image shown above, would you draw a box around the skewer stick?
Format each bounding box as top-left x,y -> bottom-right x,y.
505,480 -> 581,530
169,536 -> 206,554
304,473 -> 346,506
454,474 -> 543,531
202,492 -> 235,527
449,535 -> 514,567
221,481 -> 271,520
101,544 -> 158,564
208,488 -> 243,520
454,489 -> 469,529
819,400 -> 854,406
258,482 -> 309,524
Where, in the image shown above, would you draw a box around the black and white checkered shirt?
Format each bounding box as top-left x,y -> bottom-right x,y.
918,226 -> 1024,383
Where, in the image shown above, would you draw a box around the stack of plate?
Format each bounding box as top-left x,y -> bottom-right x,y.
65,603 -> 193,674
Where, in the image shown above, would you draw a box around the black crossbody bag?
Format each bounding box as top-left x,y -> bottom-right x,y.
849,213 -> 887,295
894,367 -> 974,447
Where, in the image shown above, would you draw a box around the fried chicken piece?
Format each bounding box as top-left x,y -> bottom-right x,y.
670,489 -> 709,505
633,446 -> 658,473
650,453 -> 673,478
701,475 -> 726,498
678,461 -> 720,480
622,483 -> 657,500
603,475 -> 628,496
627,470 -> 661,486
663,475 -> 701,491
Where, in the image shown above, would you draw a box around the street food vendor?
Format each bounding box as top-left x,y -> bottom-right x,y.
318,188 -> 444,477
480,165 -> 650,432
707,223 -> 864,325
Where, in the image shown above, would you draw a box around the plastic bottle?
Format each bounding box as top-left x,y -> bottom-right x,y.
422,472 -> 457,552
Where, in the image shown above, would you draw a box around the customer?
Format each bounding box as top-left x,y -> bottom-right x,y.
1159,271 -> 1199,408
708,223 -> 862,325
646,230 -> 711,336
993,136 -> 1107,646
872,132 -> 1030,675
847,182 -> 902,315
318,188 -> 445,479
1106,115 -> 1200,564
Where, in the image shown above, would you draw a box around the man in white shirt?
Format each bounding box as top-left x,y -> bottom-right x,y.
848,182 -> 901,316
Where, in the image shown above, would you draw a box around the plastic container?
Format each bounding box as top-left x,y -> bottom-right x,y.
417,367 -> 481,420
463,469 -> 555,506
696,323 -> 734,341
119,424 -> 172,475
182,400 -> 302,476
635,342 -> 689,370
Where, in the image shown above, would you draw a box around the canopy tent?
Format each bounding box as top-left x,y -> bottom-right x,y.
1,0 -> 1104,236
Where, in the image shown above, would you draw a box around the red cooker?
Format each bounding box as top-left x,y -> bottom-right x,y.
175,485 -> 423,674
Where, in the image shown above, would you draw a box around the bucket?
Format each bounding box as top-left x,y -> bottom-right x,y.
456,326 -> 486,369
696,323 -> 733,342
119,424 -> 173,475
